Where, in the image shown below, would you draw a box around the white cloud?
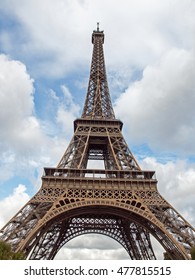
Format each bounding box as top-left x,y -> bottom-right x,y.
0,55 -> 49,185
0,55 -> 84,197
0,54 -> 33,122
115,48 -> 195,154
0,52 -> 82,173
0,54 -> 75,192
56,85 -> 81,133
55,247 -> 128,260
1,0 -> 194,79
0,185 -> 30,228
141,157 -> 195,226
0,54 -> 46,154
0,0 -> 91,77
55,232 -> 165,260
55,234 -> 129,260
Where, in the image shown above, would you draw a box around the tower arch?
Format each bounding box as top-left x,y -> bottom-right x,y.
17,203 -> 189,260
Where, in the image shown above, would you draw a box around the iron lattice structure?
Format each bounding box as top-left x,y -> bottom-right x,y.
0,26 -> 195,260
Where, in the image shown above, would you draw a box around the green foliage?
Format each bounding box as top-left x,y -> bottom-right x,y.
0,240 -> 25,260
0,241 -> 12,259
163,251 -> 172,260
190,246 -> 195,260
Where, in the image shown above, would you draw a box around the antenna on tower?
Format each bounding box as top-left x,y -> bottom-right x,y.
97,22 -> 99,31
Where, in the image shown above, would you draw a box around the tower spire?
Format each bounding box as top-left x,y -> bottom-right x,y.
82,26 -> 115,119
97,22 -> 99,32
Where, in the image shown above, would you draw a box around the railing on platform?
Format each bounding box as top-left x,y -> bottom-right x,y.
42,168 -> 156,180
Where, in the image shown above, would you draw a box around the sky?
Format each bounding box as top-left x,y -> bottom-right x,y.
0,0 -> 195,260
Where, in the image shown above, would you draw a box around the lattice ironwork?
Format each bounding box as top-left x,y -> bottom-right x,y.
82,26 -> 115,120
57,120 -> 140,170
28,215 -> 156,260
0,25 -> 195,260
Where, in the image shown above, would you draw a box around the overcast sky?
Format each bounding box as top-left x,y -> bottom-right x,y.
0,0 -> 195,260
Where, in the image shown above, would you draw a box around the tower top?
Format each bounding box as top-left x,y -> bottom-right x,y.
92,23 -> 104,44
82,26 -> 114,119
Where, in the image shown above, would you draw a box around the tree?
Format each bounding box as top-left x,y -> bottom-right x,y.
163,251 -> 172,260
0,241 -> 25,260
190,246 -> 195,260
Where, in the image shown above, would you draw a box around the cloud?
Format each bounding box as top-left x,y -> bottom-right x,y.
1,0 -> 194,80
54,229 -> 165,260
55,234 -> 129,260
0,185 -> 30,228
56,85 -> 81,134
0,54 -> 50,187
0,53 -> 82,191
115,48 -> 195,154
55,247 -> 128,260
0,54 -> 46,155
141,157 -> 195,226
0,0 -> 91,77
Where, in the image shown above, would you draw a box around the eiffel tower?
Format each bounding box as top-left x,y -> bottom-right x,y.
0,25 -> 195,260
